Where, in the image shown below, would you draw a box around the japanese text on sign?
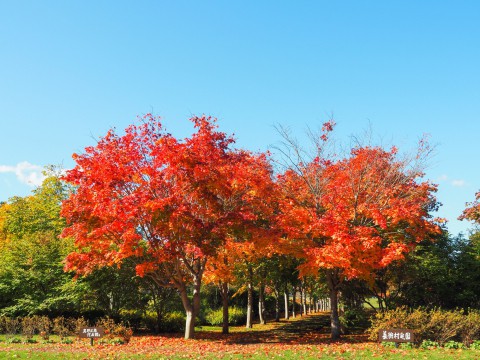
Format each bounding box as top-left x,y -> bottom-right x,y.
378,329 -> 414,343
79,327 -> 104,339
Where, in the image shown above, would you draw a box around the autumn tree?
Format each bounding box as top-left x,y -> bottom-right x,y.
461,191 -> 480,228
61,115 -> 274,339
277,122 -> 441,340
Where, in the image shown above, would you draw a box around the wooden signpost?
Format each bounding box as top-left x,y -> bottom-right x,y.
79,327 -> 105,345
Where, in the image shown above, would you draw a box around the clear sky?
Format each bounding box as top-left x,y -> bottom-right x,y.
1,1 -> 479,236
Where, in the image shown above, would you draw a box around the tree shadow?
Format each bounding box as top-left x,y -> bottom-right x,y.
196,313 -> 368,345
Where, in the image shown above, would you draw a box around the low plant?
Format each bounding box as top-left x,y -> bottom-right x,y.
444,340 -> 465,349
113,325 -> 133,344
110,338 -> 124,345
470,340 -> 480,350
420,340 -> 440,349
6,337 -> 22,344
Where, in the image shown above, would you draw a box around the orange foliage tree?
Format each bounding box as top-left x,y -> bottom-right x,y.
460,191 -> 480,224
277,123 -> 441,340
203,150 -> 278,334
61,115 -> 273,339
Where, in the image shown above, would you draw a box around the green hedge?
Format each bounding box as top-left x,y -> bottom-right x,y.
205,307 -> 246,326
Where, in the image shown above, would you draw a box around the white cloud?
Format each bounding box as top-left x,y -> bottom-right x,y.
0,161 -> 46,187
451,179 -> 466,187
437,174 -> 448,182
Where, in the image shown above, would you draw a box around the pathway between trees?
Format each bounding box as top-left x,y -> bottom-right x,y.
197,312 -> 368,345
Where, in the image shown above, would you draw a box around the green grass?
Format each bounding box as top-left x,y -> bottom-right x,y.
0,346 -> 479,359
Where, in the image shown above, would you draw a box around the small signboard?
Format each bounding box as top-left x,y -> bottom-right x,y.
79,327 -> 105,339
379,329 -> 414,343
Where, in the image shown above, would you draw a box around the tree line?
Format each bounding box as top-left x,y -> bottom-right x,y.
1,115 -> 479,340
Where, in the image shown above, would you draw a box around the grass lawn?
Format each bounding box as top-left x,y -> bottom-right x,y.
0,313 -> 478,359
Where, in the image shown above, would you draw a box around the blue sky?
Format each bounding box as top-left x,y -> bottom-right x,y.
1,1 -> 479,236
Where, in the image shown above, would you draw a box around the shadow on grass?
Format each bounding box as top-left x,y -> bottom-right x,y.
194,312 -> 369,345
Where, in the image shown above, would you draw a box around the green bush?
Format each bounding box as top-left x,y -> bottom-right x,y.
160,311 -> 185,333
205,307 -> 246,326
340,308 -> 370,331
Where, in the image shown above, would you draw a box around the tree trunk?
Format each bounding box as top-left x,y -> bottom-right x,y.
299,286 -> 303,316
327,272 -> 341,341
178,272 -> 202,339
274,287 -> 280,322
179,285 -> 195,339
220,281 -> 229,334
258,280 -> 266,325
246,265 -> 254,329
302,287 -> 307,315
292,287 -> 296,318
284,287 -> 289,320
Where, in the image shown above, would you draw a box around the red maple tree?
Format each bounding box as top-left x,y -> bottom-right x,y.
61,115 -> 274,339
278,126 -> 441,340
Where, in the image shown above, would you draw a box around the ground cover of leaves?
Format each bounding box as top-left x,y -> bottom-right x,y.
0,313 -> 478,359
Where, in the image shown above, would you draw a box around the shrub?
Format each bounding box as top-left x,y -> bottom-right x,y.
205,307 -> 246,326
68,317 -> 88,337
426,309 -> 464,344
367,307 -> 411,341
160,311 -> 185,333
53,317 -> 70,339
4,318 -> 21,335
35,316 -> 52,340
95,317 -> 116,339
368,308 -> 476,345
461,310 -> 480,346
340,308 -> 370,332
113,325 -> 133,344
21,317 -> 36,339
